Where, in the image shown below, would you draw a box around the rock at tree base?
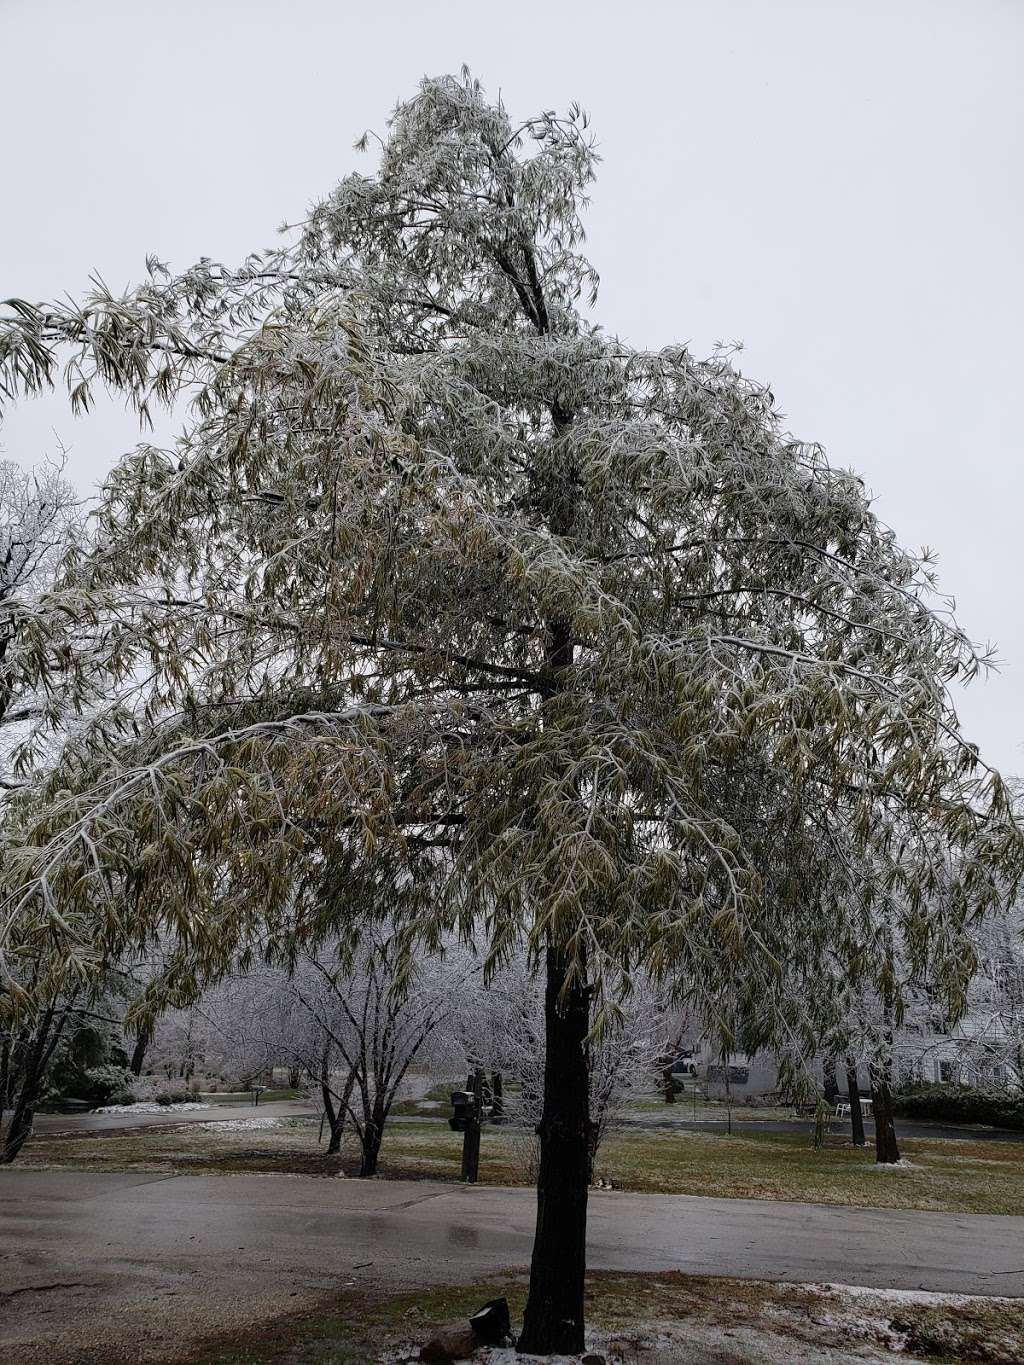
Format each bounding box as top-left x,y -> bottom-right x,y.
468,1296 -> 512,1345
419,1324 -> 478,1362
581,1355 -> 606,1365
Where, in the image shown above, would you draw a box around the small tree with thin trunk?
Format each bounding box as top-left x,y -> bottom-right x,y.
1,992 -> 75,1161
1,72 -> 1022,1353
286,935 -> 470,1177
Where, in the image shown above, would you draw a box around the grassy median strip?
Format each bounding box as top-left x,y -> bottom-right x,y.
10,1116 -> 1024,1215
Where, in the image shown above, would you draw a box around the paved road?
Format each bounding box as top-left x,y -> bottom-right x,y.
15,1100 -> 1021,1358
2,1168 -> 1023,1361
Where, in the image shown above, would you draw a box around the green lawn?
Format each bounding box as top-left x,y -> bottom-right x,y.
13,1113 -> 1024,1215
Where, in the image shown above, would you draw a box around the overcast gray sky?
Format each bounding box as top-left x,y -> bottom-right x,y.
2,0 -> 1022,775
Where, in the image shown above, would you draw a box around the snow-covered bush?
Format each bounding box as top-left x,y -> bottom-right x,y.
81,1063 -> 136,1106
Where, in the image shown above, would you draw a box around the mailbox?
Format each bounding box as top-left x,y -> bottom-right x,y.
449,1090 -> 476,1131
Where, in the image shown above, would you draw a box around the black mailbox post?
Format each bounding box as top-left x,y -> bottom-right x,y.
451,1069 -> 487,1182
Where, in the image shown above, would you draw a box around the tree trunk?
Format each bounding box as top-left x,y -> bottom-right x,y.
662,1063 -> 676,1104
358,1112 -> 384,1177
0,1005 -> 66,1165
1,1095 -> 35,1165
823,1054 -> 839,1103
585,1116 -> 599,1185
322,1061 -> 357,1157
871,997 -> 901,1164
869,1066 -> 900,1164
129,1028 -> 150,1078
322,1082 -> 343,1154
846,1060 -> 865,1147
288,1064 -> 301,1089
517,945 -> 590,1357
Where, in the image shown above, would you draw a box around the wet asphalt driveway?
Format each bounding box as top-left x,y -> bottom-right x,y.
2,1167 -> 1024,1361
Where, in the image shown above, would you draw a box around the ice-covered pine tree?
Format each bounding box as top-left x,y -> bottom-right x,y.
1,71 -> 1021,1354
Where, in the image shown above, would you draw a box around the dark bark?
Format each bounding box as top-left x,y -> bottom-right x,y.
517,945 -> 590,1357
1,1004 -> 69,1165
321,1056 -> 358,1156
128,1028 -> 150,1077
490,1072 -> 504,1122
323,1084 -> 342,1154
585,1115 -> 599,1185
823,1055 -> 839,1103
0,1100 -> 35,1164
358,1113 -> 384,1177
461,1069 -> 483,1183
846,1061 -> 866,1147
662,1062 -> 677,1104
871,995 -> 901,1164
870,1068 -> 900,1164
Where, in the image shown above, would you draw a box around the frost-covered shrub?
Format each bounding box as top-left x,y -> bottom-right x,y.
893,1083 -> 1024,1130
81,1064 -> 136,1106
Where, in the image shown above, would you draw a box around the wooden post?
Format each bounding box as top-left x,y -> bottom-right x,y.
461,1068 -> 483,1183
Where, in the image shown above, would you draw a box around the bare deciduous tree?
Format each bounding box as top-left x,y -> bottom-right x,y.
459,959 -> 682,1181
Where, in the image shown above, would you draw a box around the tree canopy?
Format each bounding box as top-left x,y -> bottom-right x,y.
1,71 -> 1019,1035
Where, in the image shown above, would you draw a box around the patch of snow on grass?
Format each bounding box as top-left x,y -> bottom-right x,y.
811,1282 -> 1019,1308
199,1116 -> 284,1132
380,1332 -> 611,1364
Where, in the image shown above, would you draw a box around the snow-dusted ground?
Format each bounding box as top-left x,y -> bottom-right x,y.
199,1116 -> 284,1132
811,1281 -> 1019,1309
92,1101 -> 210,1115
380,1282 -> 1024,1364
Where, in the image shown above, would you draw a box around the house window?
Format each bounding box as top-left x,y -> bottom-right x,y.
939,1060 -> 954,1083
